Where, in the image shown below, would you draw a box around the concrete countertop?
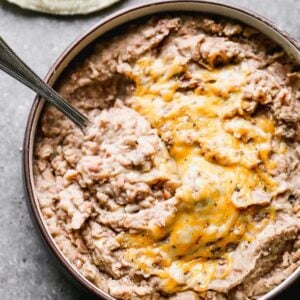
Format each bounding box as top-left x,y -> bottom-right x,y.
0,0 -> 299,299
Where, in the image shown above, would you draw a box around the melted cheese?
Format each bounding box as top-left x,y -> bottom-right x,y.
122,56 -> 278,293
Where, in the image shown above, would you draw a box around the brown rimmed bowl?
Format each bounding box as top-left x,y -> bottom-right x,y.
23,1 -> 300,299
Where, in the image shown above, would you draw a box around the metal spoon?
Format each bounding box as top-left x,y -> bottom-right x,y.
0,36 -> 90,130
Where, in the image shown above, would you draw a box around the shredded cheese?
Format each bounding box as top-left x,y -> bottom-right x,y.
121,55 -> 278,293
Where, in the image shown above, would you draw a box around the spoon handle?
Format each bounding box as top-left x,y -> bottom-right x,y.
0,36 -> 89,130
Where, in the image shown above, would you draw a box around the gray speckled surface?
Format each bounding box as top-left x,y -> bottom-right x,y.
0,0 -> 298,299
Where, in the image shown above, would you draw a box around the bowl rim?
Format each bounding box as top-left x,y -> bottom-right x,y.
23,1 -> 300,299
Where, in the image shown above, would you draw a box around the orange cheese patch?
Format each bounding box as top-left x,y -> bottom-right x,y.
122,56 -> 278,292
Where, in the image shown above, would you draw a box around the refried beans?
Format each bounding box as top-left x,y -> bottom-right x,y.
33,15 -> 300,299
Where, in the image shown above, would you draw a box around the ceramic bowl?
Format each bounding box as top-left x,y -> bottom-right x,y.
23,1 -> 300,299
